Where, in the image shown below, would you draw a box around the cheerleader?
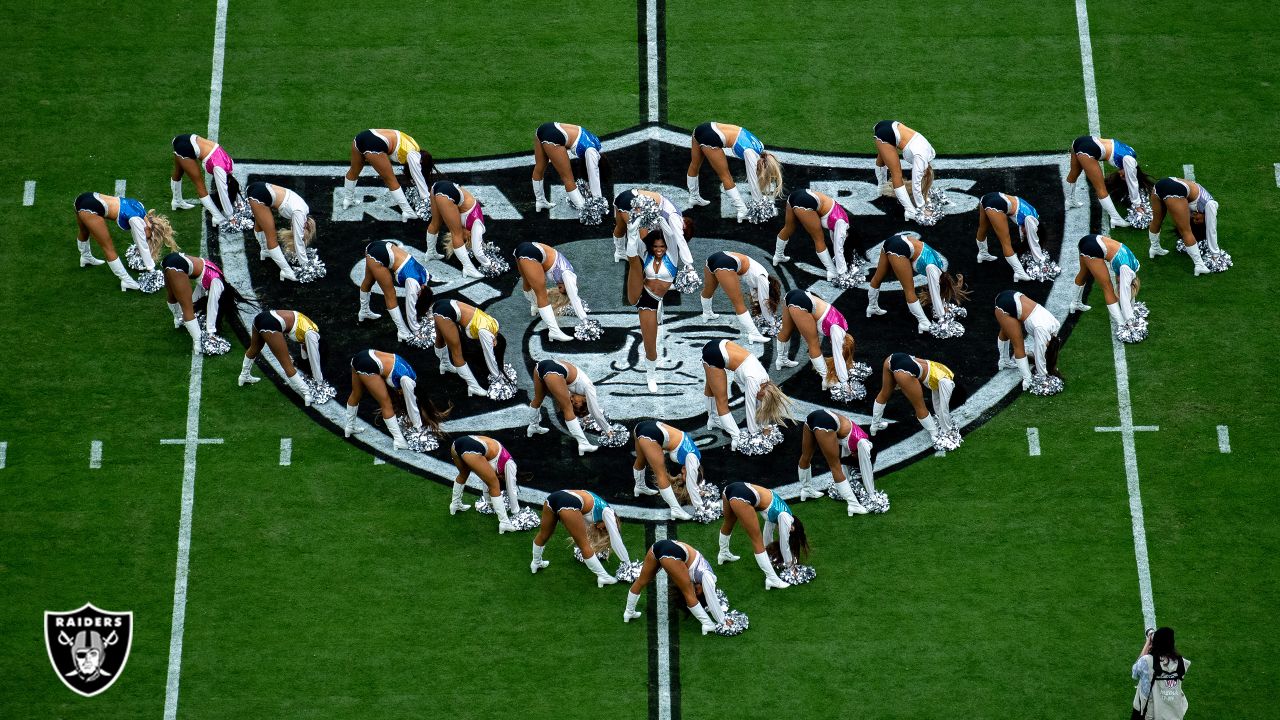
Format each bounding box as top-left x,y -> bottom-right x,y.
526,358 -> 608,455
873,120 -> 936,219
238,310 -> 326,404
772,189 -> 853,280
514,242 -> 589,342
1148,177 -> 1222,275
775,289 -> 856,390
1065,135 -> 1147,227
632,420 -> 705,521
1070,234 -> 1141,325
246,182 -> 315,282
342,349 -> 448,449
685,122 -> 784,221
531,122 -> 608,210
865,231 -> 969,333
701,340 -> 795,449
170,133 -> 239,224
995,290 -> 1063,389
432,299 -> 504,398
798,410 -> 875,515
425,180 -> 488,278
73,192 -> 176,290
628,234 -> 676,392
357,240 -> 433,341
975,192 -> 1045,281
622,539 -> 727,635
699,251 -> 781,345
611,188 -> 694,267
446,435 -> 521,534
717,482 -> 809,590
161,251 -> 247,348
340,128 -> 432,220
531,489 -> 631,586
869,352 -> 956,443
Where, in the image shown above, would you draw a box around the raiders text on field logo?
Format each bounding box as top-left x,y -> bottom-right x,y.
44,603 -> 133,697
216,125 -> 1087,519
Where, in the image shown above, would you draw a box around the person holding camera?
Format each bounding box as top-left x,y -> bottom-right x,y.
1131,627 -> 1189,719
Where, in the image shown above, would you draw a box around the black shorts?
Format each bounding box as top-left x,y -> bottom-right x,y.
693,122 -> 723,148
431,180 -> 463,205
172,134 -> 198,159
1078,234 -> 1107,259
873,120 -> 897,145
1153,177 -> 1189,201
613,189 -> 637,215
701,339 -> 727,369
247,182 -> 274,206
74,191 -> 106,216
253,311 -> 284,334
432,299 -> 460,323
883,233 -> 913,259
535,358 -> 568,379
634,420 -> 665,445
355,129 -> 390,155
705,251 -> 739,273
787,189 -> 820,212
514,242 -> 544,263
365,241 -> 394,267
806,409 -> 840,433
979,192 -> 1008,214
1071,135 -> 1102,159
350,350 -> 380,375
652,538 -> 687,562
722,481 -> 757,505
162,252 -> 192,273
995,289 -> 1020,318
635,288 -> 663,311
546,490 -> 583,513
452,435 -> 486,457
889,352 -> 919,376
784,288 -> 813,313
536,122 -> 568,146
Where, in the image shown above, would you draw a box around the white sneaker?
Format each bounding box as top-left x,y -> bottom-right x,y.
799,486 -> 824,501
1110,215 -> 1131,228
1149,243 -> 1169,258
998,358 -> 1018,370
717,550 -> 740,564
596,574 -> 618,588
171,199 -> 197,210
577,442 -> 599,456
976,250 -> 997,263
772,252 -> 790,264
701,311 -> 720,322
1070,301 -> 1092,313
79,254 -> 105,267
1012,272 -> 1031,282
449,501 -> 470,516
633,482 -> 659,497
1193,264 -> 1210,276
120,277 -> 140,292
498,521 -> 516,534
775,357 -> 799,369
847,501 -> 869,516
746,332 -> 769,344
238,373 -> 260,387
688,192 -> 711,207
280,268 -> 298,282
866,303 -> 887,317
869,420 -> 889,436
357,308 -> 381,322
530,559 -> 549,573
916,321 -> 932,334
669,507 -> 693,521
535,198 -> 555,211
765,576 -> 790,590
547,327 -> 573,342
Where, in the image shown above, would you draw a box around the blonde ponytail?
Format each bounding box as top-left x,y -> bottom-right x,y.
755,382 -> 795,427
146,210 -> 178,259
756,151 -> 784,200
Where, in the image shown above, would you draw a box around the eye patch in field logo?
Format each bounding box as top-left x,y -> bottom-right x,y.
44,603 -> 133,697
215,125 -> 1088,520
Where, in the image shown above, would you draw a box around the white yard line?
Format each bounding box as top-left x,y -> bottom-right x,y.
89,440 -> 102,469
22,180 -> 35,206
115,178 -> 128,197
1027,427 -> 1041,457
645,0 -> 659,123
1076,0 -> 1157,631
654,522 -> 672,720
1217,425 -> 1231,454
1274,163 -> 1279,188
279,438 -> 292,466
1182,164 -> 1195,182
1,441 -> 8,469
163,2 -> 228,718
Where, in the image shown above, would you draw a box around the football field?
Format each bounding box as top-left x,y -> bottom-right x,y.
1,1 -> 1277,717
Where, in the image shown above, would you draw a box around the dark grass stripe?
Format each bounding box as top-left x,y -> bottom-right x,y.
644,522 -> 659,719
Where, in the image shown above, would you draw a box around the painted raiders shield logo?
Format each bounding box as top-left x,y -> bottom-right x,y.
215,126 -> 1087,520
44,603 -> 133,696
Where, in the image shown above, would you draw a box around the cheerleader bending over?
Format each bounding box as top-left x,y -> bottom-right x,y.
427,180 -> 489,278
246,182 -> 316,282
866,232 -> 969,333
432,299 -> 505,398
170,133 -> 240,224
1066,135 -> 1148,227
717,482 -> 810,590
357,241 -> 433,341
514,241 -> 589,342
701,339 -> 795,450
798,410 -> 874,515
344,349 -> 449,449
623,539 -> 727,635
975,192 -> 1045,281
773,189 -> 853,279
1071,234 -> 1141,325
775,289 -> 857,390
1149,177 -> 1224,275
239,310 -> 326,403
628,234 -> 676,392
447,435 -> 522,534
341,128 -> 433,220
873,120 -> 935,220
531,122 -> 609,210
531,490 -> 630,586
995,290 -> 1063,389
686,122 -> 784,221
870,352 -> 956,443
161,252 -> 250,349
527,358 -> 609,455
73,192 -> 175,290
700,251 -> 781,345
632,420 -> 705,521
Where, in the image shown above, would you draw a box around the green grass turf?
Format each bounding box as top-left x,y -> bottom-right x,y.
2,0 -> 1279,718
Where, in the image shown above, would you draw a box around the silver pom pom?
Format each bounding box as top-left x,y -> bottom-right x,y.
735,426 -> 783,456
1028,374 -> 1065,397
823,477 -> 890,513
629,195 -> 662,230
673,264 -> 703,295
125,244 -> 146,271
595,422 -> 630,448
778,563 -> 817,586
557,298 -> 590,316
714,610 -> 750,637
849,361 -> 873,381
1021,253 -> 1061,282
933,427 -> 963,451
199,331 -> 231,356
573,318 -> 603,341
744,197 -> 777,224
576,181 -> 610,226
290,247 -> 328,284
691,483 -> 723,524
753,314 -> 781,337
1205,248 -> 1233,273
399,417 -> 441,453
305,378 -> 337,406
219,200 -> 255,232
404,315 -> 437,349
510,507 -> 542,531
831,266 -> 867,290
137,270 -> 165,294
574,546 -> 611,563
927,303 -> 968,339
479,242 -> 510,278
404,187 -> 432,221
614,559 -> 643,583
1115,317 -> 1148,344
486,363 -> 518,402
1126,202 -> 1153,230
828,380 -> 867,403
